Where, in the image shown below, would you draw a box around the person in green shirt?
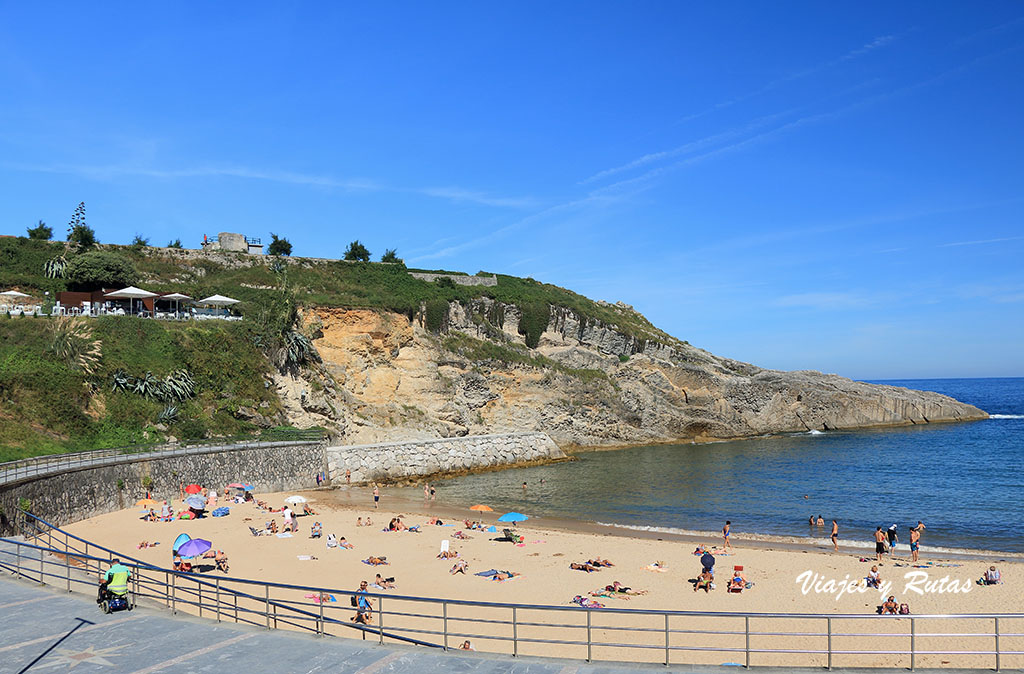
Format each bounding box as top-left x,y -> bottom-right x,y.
98,558 -> 131,603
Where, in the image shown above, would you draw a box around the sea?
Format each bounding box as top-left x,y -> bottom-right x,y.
390,378 -> 1024,555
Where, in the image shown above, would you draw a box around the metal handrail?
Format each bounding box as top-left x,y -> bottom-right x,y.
0,433 -> 325,485
3,511 -> 1023,669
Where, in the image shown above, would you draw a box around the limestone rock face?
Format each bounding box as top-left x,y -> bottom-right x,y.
296,303 -> 987,448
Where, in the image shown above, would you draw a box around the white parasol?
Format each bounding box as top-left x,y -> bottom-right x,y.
1,290 -> 31,298
198,294 -> 240,306
104,286 -> 158,316
160,292 -> 192,316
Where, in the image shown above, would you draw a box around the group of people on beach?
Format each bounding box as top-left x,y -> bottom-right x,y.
873,522 -> 924,562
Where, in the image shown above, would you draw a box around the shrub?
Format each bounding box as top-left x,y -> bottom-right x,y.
175,417 -> 207,441
17,497 -> 31,512
424,299 -> 449,333
344,240 -> 371,262
66,251 -> 136,290
44,255 -> 68,279
380,248 -> 402,264
619,354 -> 630,363
27,220 -> 52,240
517,302 -> 550,349
166,239 -> 183,248
268,233 -> 292,256
131,234 -> 150,249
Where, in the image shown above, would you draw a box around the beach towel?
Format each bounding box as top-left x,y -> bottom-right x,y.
296,555 -> 317,560
304,593 -> 336,603
487,526 -> 497,533
211,507 -> 230,517
571,595 -> 604,608
275,532 -> 293,538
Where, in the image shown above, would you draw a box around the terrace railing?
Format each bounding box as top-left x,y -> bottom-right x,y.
0,430 -> 326,485
2,511 -> 1022,669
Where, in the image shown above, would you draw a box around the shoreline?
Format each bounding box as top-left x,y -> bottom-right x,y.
319,485 -> 1024,562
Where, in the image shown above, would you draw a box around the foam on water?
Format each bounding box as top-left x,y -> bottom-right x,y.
989,414 -> 1024,419
806,429 -> 824,435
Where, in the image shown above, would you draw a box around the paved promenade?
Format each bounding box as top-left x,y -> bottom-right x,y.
1,573 -> 1005,674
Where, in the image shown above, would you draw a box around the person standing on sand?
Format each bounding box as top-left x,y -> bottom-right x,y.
373,484 -> 380,509
723,521 -> 732,551
910,525 -> 921,562
874,526 -> 887,562
423,483 -> 430,499
887,524 -> 899,557
831,520 -> 839,551
345,469 -> 351,485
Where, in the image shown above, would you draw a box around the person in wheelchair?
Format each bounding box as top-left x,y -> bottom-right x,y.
97,558 -> 131,611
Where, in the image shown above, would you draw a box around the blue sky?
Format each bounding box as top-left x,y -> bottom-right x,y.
1,2 -> 1022,379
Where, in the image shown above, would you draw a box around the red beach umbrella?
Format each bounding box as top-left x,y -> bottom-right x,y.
184,484 -> 203,494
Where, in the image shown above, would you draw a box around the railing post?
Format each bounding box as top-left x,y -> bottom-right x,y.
318,594 -> 324,636
15,542 -> 22,580
442,601 -> 448,651
171,573 -> 176,614
745,615 -> 751,669
216,579 -> 221,623
995,616 -> 1001,672
910,617 -> 916,671
377,597 -> 383,645
234,591 -> 238,623
265,586 -> 271,630
664,613 -> 670,666
198,582 -> 203,617
586,608 -> 592,662
827,616 -> 832,670
39,546 -> 45,585
65,553 -> 71,592
512,606 -> 518,657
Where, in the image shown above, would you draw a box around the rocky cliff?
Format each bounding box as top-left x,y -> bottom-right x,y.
277,300 -> 987,448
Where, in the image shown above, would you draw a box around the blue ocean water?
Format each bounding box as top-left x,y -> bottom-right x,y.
412,378 -> 1024,554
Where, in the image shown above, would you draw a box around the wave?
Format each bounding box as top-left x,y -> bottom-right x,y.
989,414 -> 1024,419
591,521 -> 1024,559
806,429 -> 824,435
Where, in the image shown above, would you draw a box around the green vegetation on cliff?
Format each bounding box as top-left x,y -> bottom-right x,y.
0,237 -> 677,346
0,315 -> 282,461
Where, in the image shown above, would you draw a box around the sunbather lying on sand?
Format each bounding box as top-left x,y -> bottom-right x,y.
437,549 -> 459,559
373,573 -> 396,589
571,562 -> 599,572
605,581 -> 645,595
364,556 -> 389,565
450,559 -> 469,574
587,558 -> 614,567
453,530 -> 472,540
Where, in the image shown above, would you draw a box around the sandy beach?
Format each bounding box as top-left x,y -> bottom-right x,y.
61,485 -> 1024,668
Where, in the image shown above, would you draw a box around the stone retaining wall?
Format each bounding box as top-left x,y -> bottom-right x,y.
325,432 -> 565,483
408,272 -> 498,286
0,442 -> 324,533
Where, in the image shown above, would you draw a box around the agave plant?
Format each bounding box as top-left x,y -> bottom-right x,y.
283,329 -> 320,367
43,255 -> 68,280
110,369 -> 133,393
163,369 -> 196,401
48,317 -> 101,375
157,404 -> 180,423
132,371 -> 162,399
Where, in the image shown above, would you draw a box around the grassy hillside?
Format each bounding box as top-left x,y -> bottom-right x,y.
0,314 -> 283,461
0,236 -> 679,347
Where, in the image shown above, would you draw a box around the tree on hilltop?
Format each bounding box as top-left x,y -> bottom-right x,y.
268,233 -> 292,256
27,220 -> 53,240
66,250 -> 136,291
380,248 -> 403,264
66,202 -> 97,249
344,240 -> 370,262
167,239 -> 183,248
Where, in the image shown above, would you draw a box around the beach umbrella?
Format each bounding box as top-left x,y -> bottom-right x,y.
160,292 -> 191,317
243,485 -> 254,491
173,533 -> 191,553
184,484 -> 203,494
198,294 -> 240,306
227,483 -> 246,488
1,290 -> 30,298
135,498 -> 159,507
284,495 -> 308,505
470,504 -> 493,512
177,538 -> 212,558
104,286 -> 157,316
497,512 -> 528,523
184,495 -> 207,510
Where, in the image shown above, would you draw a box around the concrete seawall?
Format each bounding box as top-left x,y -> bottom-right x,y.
326,432 -> 565,483
0,442 -> 324,533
